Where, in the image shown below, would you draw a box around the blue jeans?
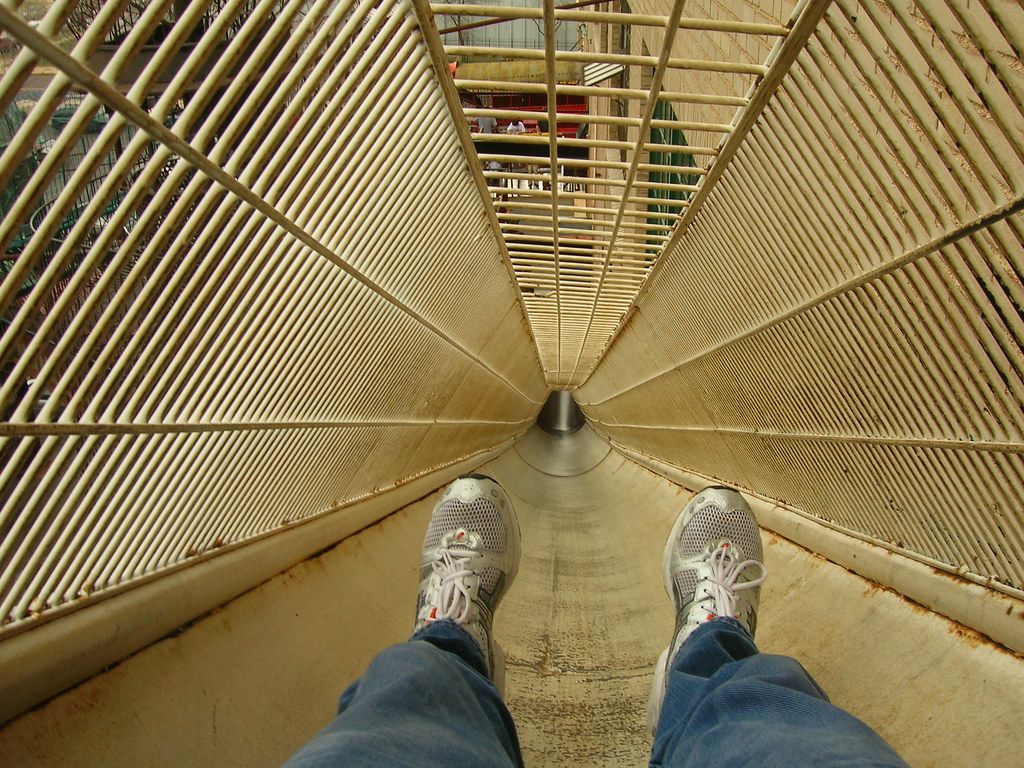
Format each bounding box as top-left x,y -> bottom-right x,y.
650,618 -> 908,767
282,619 -> 908,767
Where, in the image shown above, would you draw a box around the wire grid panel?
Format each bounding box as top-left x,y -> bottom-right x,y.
432,0 -> 800,387
439,0 -> 579,50
577,0 -> 1024,598
0,0 -> 546,632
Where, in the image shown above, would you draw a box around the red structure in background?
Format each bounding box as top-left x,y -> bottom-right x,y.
465,92 -> 587,137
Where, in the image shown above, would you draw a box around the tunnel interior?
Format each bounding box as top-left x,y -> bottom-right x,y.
0,0 -> 1022,766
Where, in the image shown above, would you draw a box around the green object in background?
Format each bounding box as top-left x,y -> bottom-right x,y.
647,100 -> 698,256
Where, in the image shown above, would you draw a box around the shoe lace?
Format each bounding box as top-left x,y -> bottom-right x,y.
427,545 -> 483,624
700,542 -> 766,620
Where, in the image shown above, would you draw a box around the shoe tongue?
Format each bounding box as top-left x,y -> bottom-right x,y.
715,539 -> 737,556
448,528 -> 478,548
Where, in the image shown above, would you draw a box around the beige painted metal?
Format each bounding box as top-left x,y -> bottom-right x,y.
1,0 -> 1023,743
434,0 -> 809,385
618,445 -> 1024,655
576,0 -> 1024,614
1,432 -> 1022,768
0,444 -> 513,725
0,0 -> 545,661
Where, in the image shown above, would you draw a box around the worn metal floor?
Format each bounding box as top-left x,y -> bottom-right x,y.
490,425 -> 1023,768
489,424 -> 677,766
0,425 -> 1021,767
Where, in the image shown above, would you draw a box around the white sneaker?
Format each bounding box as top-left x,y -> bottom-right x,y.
647,486 -> 767,733
414,474 -> 521,689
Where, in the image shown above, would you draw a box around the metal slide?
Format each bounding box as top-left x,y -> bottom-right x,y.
0,1 -> 1022,765
1,404 -> 1019,766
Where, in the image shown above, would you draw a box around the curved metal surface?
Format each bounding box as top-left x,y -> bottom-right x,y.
536,390 -> 586,436
0,436 -> 1022,768
515,422 -> 609,476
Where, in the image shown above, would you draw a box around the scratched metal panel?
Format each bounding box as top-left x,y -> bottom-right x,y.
1,0 -> 1022,672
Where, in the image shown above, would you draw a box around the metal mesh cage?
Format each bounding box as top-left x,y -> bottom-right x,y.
0,0 -> 1021,723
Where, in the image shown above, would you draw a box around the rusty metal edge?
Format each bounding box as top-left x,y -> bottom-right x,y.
0,440 -> 516,727
611,442 -> 1024,657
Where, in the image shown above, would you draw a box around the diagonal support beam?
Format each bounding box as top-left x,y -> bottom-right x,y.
0,0 -> 544,404
568,0 -> 693,383
542,0 -> 565,379
409,0 -> 545,363
577,0 -> 836,386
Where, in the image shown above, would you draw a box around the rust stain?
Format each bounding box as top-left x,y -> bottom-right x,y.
539,639 -> 556,676
63,677 -> 110,719
765,532 -> 1024,657
893,589 -> 1024,659
861,581 -> 885,597
945,623 -> 989,649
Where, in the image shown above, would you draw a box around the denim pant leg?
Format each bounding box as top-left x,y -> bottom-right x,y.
281,621 -> 523,768
651,618 -> 909,768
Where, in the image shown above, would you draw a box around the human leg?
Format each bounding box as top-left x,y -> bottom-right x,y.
281,475 -> 523,768
282,621 -> 521,768
648,487 -> 908,768
651,618 -> 908,767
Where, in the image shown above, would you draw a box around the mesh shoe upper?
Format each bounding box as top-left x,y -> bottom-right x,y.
667,499 -> 764,638
663,488 -> 766,654
648,486 -> 767,733
414,475 -> 521,678
423,495 -> 509,596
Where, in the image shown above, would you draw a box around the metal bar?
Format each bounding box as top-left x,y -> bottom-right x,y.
584,0 -> 837,385
0,2 -> 538,406
431,4 -> 790,35
436,0 -> 605,34
454,79 -> 749,106
587,191 -> 1024,406
463,107 -> 733,134
445,46 -> 768,76
566,0 -> 696,383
